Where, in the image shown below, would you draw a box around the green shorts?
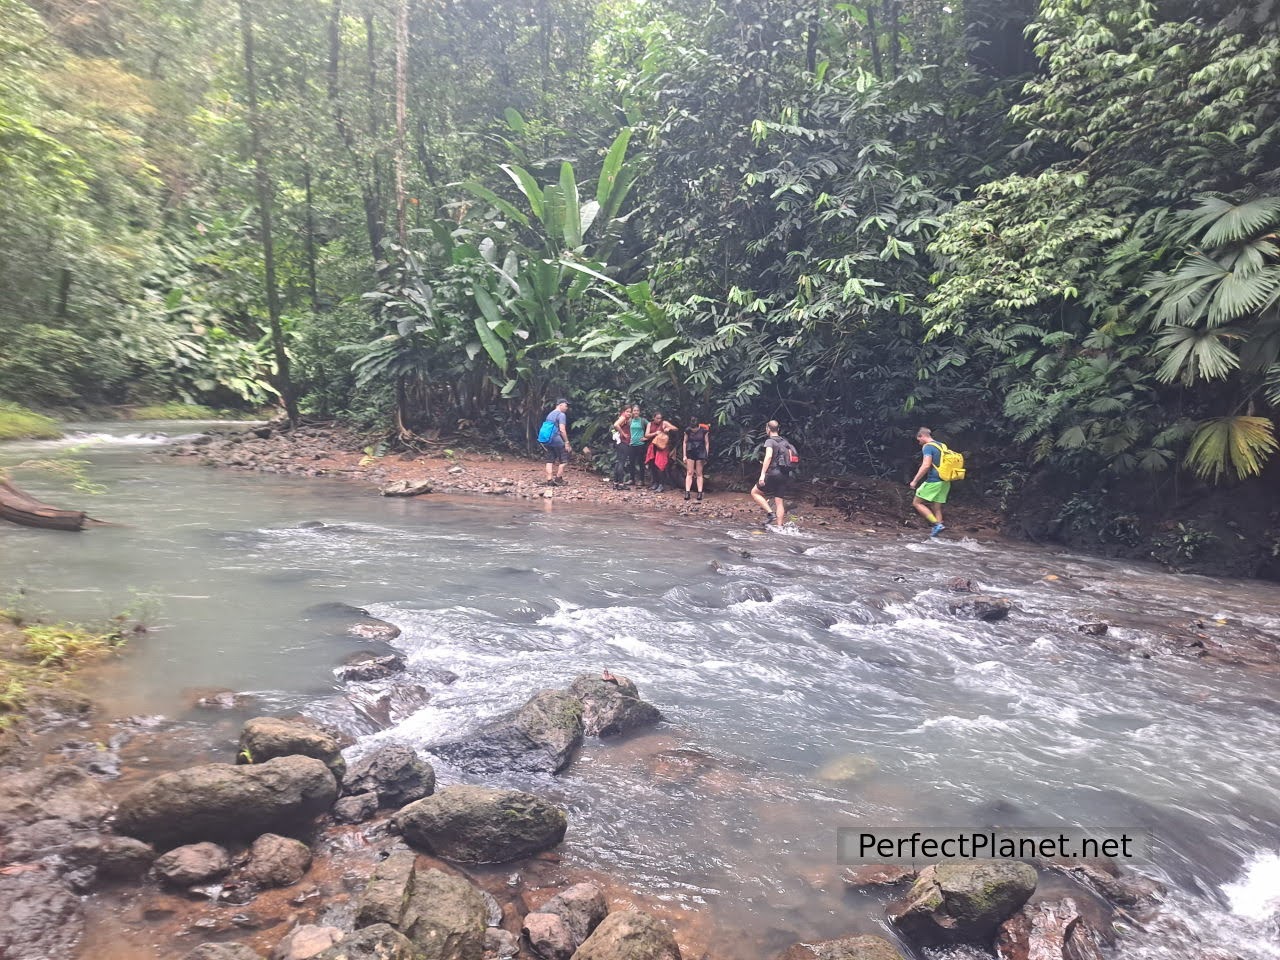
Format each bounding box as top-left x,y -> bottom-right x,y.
916,480 -> 951,504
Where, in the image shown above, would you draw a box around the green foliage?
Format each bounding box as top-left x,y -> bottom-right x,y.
21,623 -> 125,667
0,403 -> 62,441
128,403 -> 256,421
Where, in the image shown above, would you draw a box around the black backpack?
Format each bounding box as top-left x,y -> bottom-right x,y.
773,437 -> 800,474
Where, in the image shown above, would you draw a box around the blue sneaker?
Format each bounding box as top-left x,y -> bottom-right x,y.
930,522 -> 946,538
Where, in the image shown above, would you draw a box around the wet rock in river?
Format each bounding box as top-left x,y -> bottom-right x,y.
815,754 -> 878,785
947,595 -> 1012,622
777,934 -> 905,960
335,653 -> 406,682
191,688 -> 260,711
243,833 -> 312,888
313,924 -> 417,960
238,717 -> 346,778
571,910 -> 682,960
391,785 -> 567,863
66,833 -> 156,879
888,860 -> 1038,947
0,872 -> 84,960
185,943 -> 266,960
996,897 -> 1113,960
1077,622 -> 1109,636
531,882 -> 608,951
946,577 -> 981,593
431,689 -> 584,775
333,791 -> 379,824
342,743 -> 436,808
355,849 -> 417,928
381,478 -> 432,497
348,619 -> 403,642
272,924 -> 345,960
0,764 -> 112,828
841,864 -> 917,889
345,679 -> 432,730
727,582 -> 774,603
486,927 -> 520,959
569,673 -> 663,738
523,912 -> 576,960
154,841 -> 232,886
114,756 -> 338,847
400,868 -> 489,959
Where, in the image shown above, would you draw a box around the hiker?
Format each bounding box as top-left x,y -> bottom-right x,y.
611,404 -> 633,489
644,410 -> 678,492
909,426 -> 948,537
626,404 -> 647,486
683,418 -> 710,501
751,420 -> 796,527
538,399 -> 572,486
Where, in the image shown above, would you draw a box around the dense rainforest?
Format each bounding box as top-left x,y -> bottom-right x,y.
1,0 -> 1278,573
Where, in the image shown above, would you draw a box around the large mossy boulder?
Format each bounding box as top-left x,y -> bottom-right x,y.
239,717 -> 346,779
431,690 -> 584,774
777,935 -> 904,960
570,911 -> 681,960
888,860 -> 1037,947
114,756 -> 338,847
391,786 -> 566,863
569,674 -> 662,738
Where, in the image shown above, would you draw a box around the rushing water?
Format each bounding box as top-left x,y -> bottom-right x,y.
2,424 -> 1278,959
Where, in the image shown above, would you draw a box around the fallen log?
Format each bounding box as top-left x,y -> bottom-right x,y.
0,480 -> 89,531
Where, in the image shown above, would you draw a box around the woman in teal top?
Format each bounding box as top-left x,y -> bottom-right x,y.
627,405 -> 647,486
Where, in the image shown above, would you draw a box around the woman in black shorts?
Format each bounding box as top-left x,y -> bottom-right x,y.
683,419 -> 710,501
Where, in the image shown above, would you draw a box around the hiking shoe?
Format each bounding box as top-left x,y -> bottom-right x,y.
696,492 -> 703,502
930,522 -> 946,537
761,514 -> 775,528
684,490 -> 691,501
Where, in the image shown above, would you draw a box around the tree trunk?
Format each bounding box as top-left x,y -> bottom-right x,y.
239,0 -> 299,424
865,2 -> 883,80
365,7 -> 386,269
303,161 -> 320,312
393,0 -> 409,249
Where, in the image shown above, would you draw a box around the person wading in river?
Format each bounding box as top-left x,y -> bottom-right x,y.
751,420 -> 796,527
539,399 -> 572,486
683,418 -> 710,501
909,426 -> 948,537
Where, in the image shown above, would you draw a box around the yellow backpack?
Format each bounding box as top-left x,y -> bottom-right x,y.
933,442 -> 966,482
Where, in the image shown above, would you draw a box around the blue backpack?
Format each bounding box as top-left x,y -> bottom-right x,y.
537,418 -> 559,444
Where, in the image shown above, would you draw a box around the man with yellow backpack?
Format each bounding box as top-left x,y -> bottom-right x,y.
909,427 -> 965,538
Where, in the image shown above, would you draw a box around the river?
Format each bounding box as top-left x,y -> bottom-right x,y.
2,423 -> 1278,959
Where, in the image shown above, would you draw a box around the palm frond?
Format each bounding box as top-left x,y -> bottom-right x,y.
1154,324 -> 1242,383
1179,195 -> 1280,247
1183,416 -> 1278,483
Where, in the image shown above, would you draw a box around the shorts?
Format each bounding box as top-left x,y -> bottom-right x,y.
756,469 -> 790,497
686,450 -> 707,462
541,441 -> 568,464
916,480 -> 950,504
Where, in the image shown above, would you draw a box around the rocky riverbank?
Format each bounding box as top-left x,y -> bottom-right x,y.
163,421 -> 1004,540
0,693 -> 1176,960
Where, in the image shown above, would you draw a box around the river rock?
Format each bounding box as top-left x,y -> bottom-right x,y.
343,743 -> 436,807
399,868 -> 488,959
336,654 -> 407,682
888,860 -> 1038,946
841,864 -> 917,889
569,673 -> 662,738
114,755 -> 338,847
334,791 -> 379,824
947,596 -> 1012,622
815,754 -> 877,784
1077,622 -> 1109,636
238,717 -> 346,778
273,925 -> 345,960
348,620 -> 403,642
996,897 -> 1112,960
313,924 -> 417,960
570,911 -> 681,960
523,912 -> 576,960
66,833 -> 156,878
777,935 -> 905,960
346,679 -> 432,730
537,882 -> 609,945
946,577 -> 980,593
381,479 -> 432,497
356,850 -> 418,928
486,928 -> 520,959
431,689 -> 584,774
0,872 -> 84,960
244,833 -> 312,888
154,842 -> 232,886
0,764 -> 112,828
185,944 -> 266,960
391,786 -> 567,863
727,583 -> 774,603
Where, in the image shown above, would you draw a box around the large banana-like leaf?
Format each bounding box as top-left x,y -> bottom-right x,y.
472,286 -> 509,371
597,128 -> 633,207
459,182 -> 530,228
1184,416 -> 1278,482
559,162 -> 582,249
500,163 -> 544,222
542,183 -> 566,248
